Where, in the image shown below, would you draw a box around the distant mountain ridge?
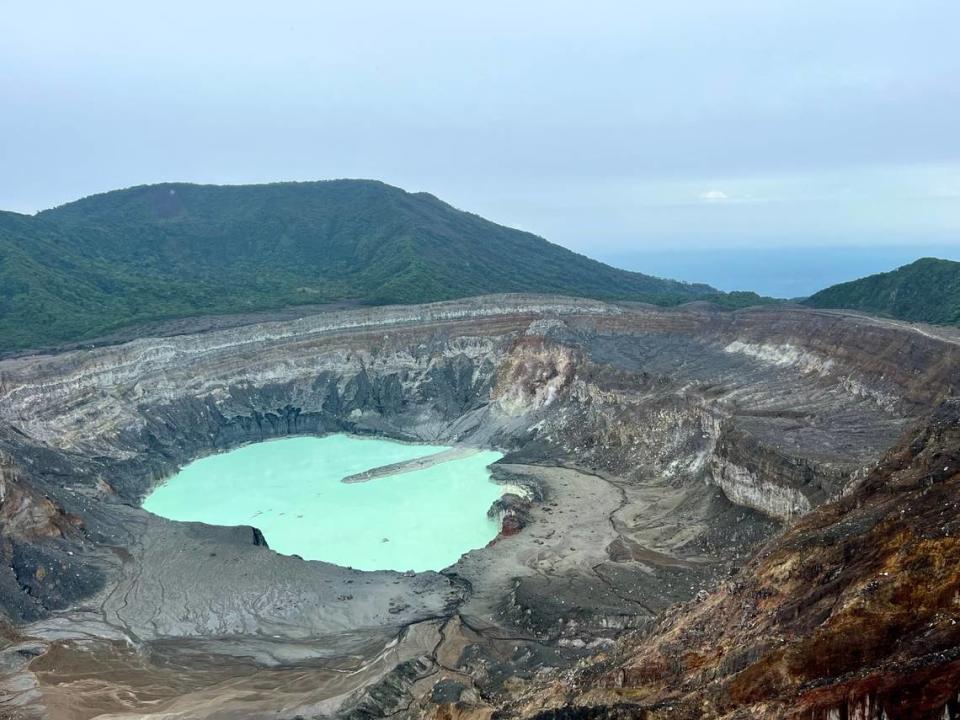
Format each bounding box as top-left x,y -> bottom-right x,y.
0,180 -> 766,352
805,257 -> 960,325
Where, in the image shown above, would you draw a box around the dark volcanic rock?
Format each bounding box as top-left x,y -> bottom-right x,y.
488,493 -> 532,537
0,296 -> 957,718
500,402 -> 960,720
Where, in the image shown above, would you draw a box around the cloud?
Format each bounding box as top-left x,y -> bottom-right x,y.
699,189 -> 729,202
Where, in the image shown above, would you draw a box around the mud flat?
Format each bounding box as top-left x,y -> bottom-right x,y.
1,296 -> 957,718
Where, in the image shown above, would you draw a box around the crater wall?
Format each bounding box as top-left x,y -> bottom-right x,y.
0,296 -> 956,719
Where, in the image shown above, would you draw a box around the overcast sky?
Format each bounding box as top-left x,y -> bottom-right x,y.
2,0 -> 959,258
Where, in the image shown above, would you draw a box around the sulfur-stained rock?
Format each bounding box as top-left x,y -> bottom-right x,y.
0,296 -> 958,718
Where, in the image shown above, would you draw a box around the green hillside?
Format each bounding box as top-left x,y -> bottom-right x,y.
805,257 -> 960,325
1,180 -> 762,351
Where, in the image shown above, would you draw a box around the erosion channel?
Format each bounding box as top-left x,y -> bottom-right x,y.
0,295 -> 957,719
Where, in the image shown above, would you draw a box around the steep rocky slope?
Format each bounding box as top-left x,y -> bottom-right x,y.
0,296 -> 956,718
496,402 -> 960,720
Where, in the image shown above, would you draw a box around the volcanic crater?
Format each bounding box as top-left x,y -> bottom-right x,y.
0,295 -> 957,719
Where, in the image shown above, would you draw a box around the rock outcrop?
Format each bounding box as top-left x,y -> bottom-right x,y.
497,401 -> 960,720
0,295 -> 956,718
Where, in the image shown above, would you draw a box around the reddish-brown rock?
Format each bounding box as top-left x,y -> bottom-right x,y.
503,402 -> 960,720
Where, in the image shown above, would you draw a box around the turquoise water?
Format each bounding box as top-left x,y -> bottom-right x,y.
142,435 -> 505,572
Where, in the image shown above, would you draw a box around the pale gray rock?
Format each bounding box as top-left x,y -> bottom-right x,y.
0,296 -> 957,718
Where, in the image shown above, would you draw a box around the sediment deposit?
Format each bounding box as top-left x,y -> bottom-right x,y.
0,295 -> 957,719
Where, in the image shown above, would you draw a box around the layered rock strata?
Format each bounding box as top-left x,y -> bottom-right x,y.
496,402 -> 960,720
0,295 -> 955,719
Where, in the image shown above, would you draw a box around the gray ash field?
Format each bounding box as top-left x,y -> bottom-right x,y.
0,295 -> 957,719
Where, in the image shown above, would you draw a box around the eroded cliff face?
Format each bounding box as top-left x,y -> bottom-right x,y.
0,296 -> 956,719
497,402 -> 960,720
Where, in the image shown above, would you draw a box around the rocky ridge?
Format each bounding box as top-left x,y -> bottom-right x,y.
496,401 -> 960,720
0,295 -> 955,718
